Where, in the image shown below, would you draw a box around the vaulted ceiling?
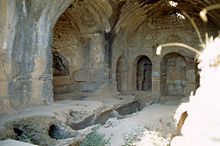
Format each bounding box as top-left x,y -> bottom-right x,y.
58,0 -> 220,34
114,0 -> 220,33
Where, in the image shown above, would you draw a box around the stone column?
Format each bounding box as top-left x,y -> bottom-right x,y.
0,0 -> 15,114
0,0 -> 73,114
152,57 -> 161,100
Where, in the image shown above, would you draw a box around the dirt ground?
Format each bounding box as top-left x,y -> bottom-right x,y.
0,88 -> 181,146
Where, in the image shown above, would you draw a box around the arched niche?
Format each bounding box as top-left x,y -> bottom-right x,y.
135,56 -> 152,91
116,55 -> 127,91
52,1 -> 112,99
161,53 -> 187,96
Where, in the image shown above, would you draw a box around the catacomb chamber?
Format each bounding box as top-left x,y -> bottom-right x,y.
0,0 -> 215,114
1,1 -> 220,145
51,1 -> 108,100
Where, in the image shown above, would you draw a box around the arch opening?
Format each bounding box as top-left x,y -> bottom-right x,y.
52,4 -> 77,101
116,55 -> 127,91
136,56 -> 152,91
51,1 -> 110,100
161,53 -> 187,97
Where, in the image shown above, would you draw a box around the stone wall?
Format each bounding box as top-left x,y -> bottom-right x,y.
0,0 -> 219,115
0,0 -> 12,115
0,0 -> 73,114
0,0 -> 113,114
52,5 -> 107,95
112,13 -> 217,100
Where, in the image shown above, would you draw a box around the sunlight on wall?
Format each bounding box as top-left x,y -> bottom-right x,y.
168,1 -> 178,7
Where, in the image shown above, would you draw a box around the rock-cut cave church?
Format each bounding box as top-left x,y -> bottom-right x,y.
0,0 -> 220,146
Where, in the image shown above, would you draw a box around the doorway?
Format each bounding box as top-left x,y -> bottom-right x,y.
136,56 -> 152,91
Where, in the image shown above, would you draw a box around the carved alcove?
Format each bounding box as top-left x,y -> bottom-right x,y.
136,56 -> 152,91
116,55 -> 127,91
161,53 -> 187,96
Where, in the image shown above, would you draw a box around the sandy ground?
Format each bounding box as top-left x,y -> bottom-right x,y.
98,104 -> 178,146
0,100 -> 104,130
0,87 -> 133,130
0,86 -> 181,146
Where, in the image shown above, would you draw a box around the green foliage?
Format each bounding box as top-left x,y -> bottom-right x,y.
17,133 -> 31,143
80,129 -> 109,146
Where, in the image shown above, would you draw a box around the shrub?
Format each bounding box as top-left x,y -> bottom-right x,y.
80,129 -> 109,146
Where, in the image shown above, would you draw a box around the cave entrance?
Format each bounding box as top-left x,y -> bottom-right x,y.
161,53 -> 187,96
52,50 -> 70,100
116,55 -> 127,92
136,56 -> 152,91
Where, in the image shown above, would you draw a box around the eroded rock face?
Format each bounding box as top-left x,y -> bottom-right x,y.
0,116 -> 79,146
52,51 -> 69,76
0,116 -> 64,145
0,0 -> 73,114
49,123 -> 77,140
116,101 -> 143,116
